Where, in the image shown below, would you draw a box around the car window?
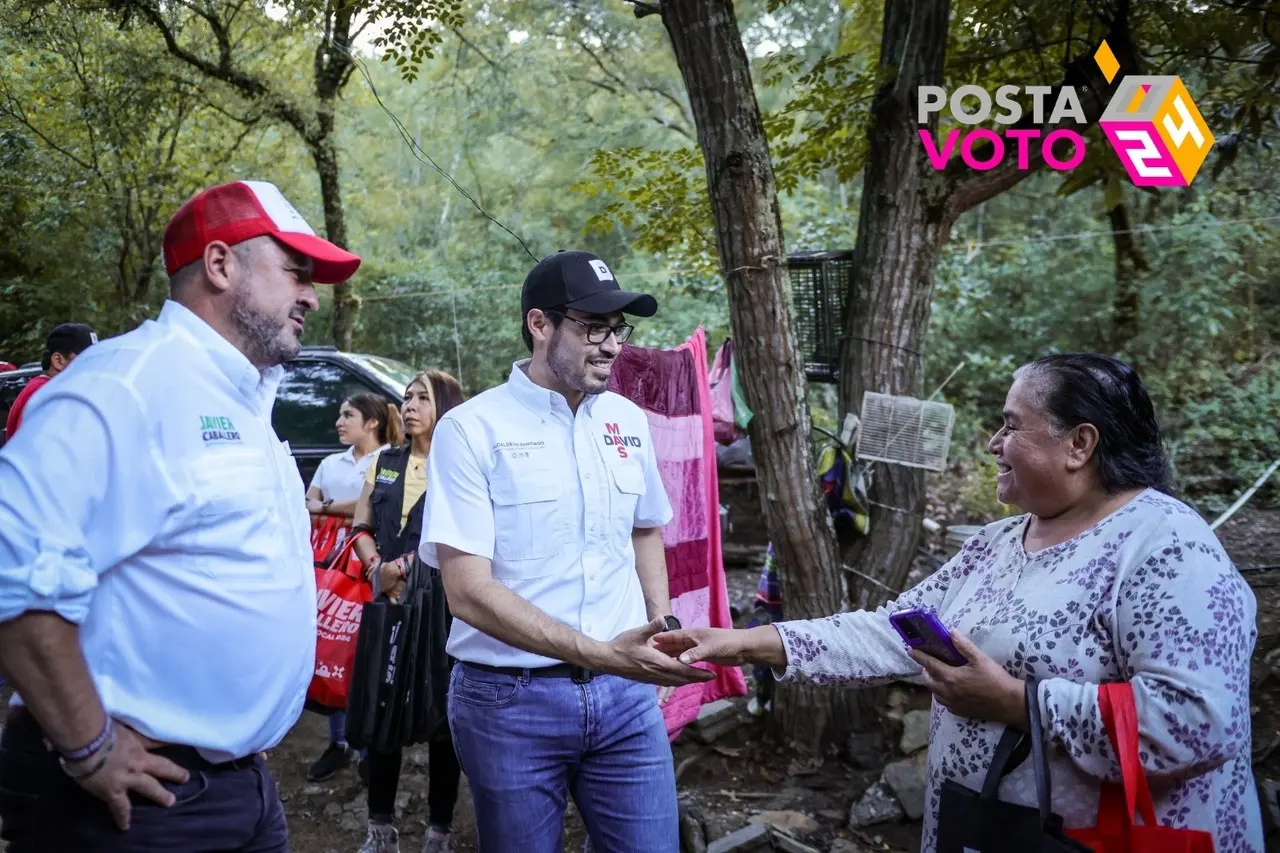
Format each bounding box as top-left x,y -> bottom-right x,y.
346,353 -> 418,395
274,361 -> 381,450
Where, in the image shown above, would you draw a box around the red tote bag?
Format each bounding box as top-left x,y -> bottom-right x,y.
310,514 -> 348,568
1067,682 -> 1215,853
308,532 -> 373,710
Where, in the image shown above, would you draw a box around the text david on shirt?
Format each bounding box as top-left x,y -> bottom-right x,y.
602,422 -> 642,458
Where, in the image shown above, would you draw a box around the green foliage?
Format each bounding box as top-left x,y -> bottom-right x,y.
928,159 -> 1280,513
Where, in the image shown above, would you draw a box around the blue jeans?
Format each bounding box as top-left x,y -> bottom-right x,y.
448,665 -> 678,853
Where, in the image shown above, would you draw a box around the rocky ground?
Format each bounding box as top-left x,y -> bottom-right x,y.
2,506 -> 1278,853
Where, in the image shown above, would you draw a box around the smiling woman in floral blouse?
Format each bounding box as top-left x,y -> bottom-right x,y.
656,353 -> 1263,852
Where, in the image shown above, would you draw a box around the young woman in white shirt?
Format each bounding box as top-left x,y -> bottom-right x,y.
306,393 -> 401,784
306,394 -> 402,518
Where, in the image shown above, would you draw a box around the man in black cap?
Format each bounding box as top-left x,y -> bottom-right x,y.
4,323 -> 97,438
418,250 -> 710,852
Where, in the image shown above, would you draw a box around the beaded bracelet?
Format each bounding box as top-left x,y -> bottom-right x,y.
59,725 -> 116,782
58,716 -> 114,763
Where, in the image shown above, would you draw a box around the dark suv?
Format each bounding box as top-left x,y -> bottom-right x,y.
0,346 -> 416,486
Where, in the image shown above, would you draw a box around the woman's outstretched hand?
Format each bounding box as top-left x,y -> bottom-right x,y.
651,625 -> 788,670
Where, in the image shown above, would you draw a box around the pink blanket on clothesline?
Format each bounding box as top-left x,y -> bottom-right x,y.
608,326 -> 747,740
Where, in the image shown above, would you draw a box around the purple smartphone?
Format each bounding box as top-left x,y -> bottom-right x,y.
889,607 -> 967,666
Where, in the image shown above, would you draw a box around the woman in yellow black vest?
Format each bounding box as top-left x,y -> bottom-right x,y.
350,369 -> 464,853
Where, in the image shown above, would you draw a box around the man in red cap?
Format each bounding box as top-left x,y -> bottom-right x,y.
0,180 -> 360,852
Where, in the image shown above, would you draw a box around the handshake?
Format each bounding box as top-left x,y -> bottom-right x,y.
593,618 -> 760,687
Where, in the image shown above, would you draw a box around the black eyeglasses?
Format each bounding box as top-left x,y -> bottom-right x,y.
545,311 -> 634,344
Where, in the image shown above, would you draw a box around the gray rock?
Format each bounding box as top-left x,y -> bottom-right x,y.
680,802 -> 709,853
323,802 -> 342,818
394,789 -> 412,811
706,821 -> 774,853
343,796 -> 363,813
692,699 -> 746,745
773,834 -> 821,853
848,781 -> 905,828
882,757 -> 928,820
828,841 -> 865,853
899,710 -> 931,755
339,814 -> 364,833
1259,778 -> 1279,837
845,732 -> 884,770
748,811 -> 819,837
301,783 -> 327,796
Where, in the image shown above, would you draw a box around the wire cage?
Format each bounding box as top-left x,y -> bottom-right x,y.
787,250 -> 854,383
855,392 -> 956,472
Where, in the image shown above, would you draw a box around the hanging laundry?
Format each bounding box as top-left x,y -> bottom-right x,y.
608,327 -> 748,740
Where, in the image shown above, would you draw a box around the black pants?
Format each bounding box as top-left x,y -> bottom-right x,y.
0,710 -> 288,853
367,730 -> 461,828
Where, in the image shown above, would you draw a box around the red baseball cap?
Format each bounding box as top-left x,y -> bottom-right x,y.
162,180 -> 361,284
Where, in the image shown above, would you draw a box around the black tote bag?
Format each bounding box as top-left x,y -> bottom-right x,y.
935,680 -> 1095,853
345,564 -> 414,752
345,557 -> 452,751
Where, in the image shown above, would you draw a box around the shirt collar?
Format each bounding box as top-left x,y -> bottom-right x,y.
507,359 -> 600,419
158,300 -> 284,416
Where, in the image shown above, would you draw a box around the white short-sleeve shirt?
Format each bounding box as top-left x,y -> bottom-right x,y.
420,360 -> 673,668
310,444 -> 385,503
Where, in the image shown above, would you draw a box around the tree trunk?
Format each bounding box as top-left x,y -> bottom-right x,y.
659,0 -> 858,753
1107,198 -> 1146,349
311,133 -> 356,350
838,0 -> 951,611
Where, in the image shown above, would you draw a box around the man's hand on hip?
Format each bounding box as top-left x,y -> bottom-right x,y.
69,721 -> 190,831
599,617 -> 716,687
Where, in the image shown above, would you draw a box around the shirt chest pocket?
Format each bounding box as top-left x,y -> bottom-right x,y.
608,462 -> 645,533
491,474 -> 564,567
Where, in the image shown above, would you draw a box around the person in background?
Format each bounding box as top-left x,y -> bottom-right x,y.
654,354 -> 1262,852
350,370 -> 464,853
0,179 -> 361,852
420,250 -> 714,853
306,393 -> 402,783
4,323 -> 97,438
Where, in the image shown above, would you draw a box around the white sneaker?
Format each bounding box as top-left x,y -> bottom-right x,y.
421,829 -> 454,853
358,821 -> 399,853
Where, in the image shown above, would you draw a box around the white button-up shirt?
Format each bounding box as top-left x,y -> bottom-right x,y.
420,360 -> 672,668
0,300 -> 316,761
310,444 -> 385,502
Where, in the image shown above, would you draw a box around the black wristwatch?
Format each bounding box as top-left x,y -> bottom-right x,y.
662,615 -> 682,631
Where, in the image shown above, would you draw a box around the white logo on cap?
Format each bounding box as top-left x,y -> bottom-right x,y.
242,180 -> 317,236
589,259 -> 614,282
89,332 -> 98,344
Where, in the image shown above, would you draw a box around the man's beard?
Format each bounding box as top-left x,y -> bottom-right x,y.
547,329 -> 608,396
230,285 -> 299,369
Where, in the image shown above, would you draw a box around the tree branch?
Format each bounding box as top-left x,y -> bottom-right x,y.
451,26 -> 504,72
125,1 -> 316,141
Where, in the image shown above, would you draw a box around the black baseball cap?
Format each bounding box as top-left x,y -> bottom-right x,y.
45,323 -> 97,356
521,250 -> 657,319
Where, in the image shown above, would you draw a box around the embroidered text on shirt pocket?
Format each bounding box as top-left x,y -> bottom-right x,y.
491,474 -> 562,566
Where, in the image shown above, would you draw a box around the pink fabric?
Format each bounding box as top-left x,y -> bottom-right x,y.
608,327 -> 747,740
